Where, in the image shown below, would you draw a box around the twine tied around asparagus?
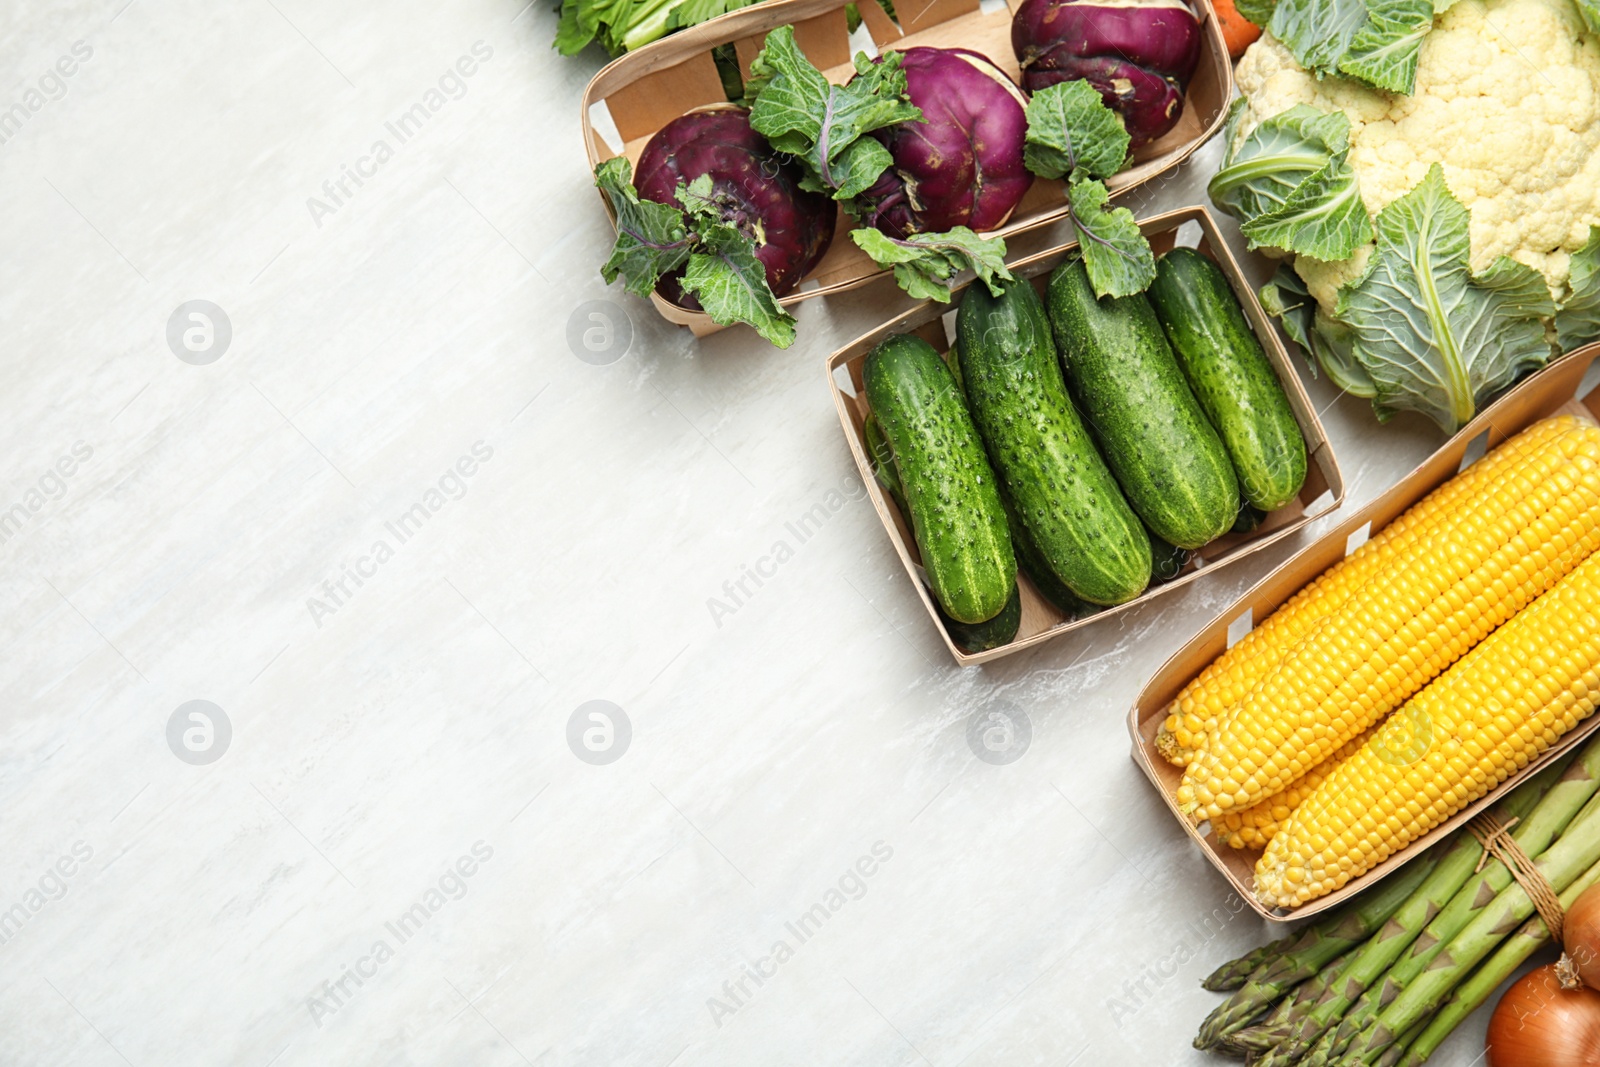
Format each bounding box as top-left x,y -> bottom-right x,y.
1470,812 -> 1582,987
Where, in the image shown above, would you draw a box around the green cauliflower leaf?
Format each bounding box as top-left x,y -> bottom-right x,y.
1208,102 -> 1372,261
1556,225 -> 1600,352
1331,164 -> 1553,431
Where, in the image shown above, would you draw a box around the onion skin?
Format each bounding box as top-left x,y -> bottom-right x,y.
635,108 -> 836,307
1011,0 -> 1201,148
1567,883 -> 1600,990
1486,964 -> 1600,1067
854,47 -> 1035,238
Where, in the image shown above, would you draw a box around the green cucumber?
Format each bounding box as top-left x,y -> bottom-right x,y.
863,413 -> 907,514
1045,257 -> 1240,550
1233,502 -> 1265,534
1148,247 -> 1308,512
1147,528 -> 1190,583
939,584 -> 1021,653
863,335 -> 1015,624
955,276 -> 1151,607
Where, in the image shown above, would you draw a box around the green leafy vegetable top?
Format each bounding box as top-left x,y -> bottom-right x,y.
595,160 -> 797,347
1556,226 -> 1600,353
747,27 -> 922,200
1268,0 -> 1436,94
1023,81 -> 1153,298
1208,101 -> 1373,262
1326,164 -> 1554,431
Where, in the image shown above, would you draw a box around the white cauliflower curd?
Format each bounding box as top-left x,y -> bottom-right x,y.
1235,0 -> 1600,313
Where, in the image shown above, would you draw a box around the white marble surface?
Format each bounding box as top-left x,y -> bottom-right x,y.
0,3 -> 1500,1065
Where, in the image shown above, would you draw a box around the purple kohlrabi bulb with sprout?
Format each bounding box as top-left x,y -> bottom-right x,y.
853,47 -> 1035,239
634,107 -> 836,308
1012,0 -> 1201,148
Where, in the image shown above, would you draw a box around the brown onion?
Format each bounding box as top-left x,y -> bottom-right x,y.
1566,883 -> 1600,990
1486,964 -> 1600,1067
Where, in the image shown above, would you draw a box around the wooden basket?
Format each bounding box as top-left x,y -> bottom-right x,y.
827,205 -> 1345,666
1130,345 -> 1600,921
580,0 -> 1234,335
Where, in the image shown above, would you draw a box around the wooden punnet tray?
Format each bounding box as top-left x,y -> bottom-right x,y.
827,205 -> 1345,666
1131,344 -> 1600,922
580,0 -> 1233,336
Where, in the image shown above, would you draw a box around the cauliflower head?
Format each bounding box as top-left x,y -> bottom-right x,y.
1235,0 -> 1600,313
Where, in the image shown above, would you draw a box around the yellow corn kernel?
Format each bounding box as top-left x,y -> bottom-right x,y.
1156,416 -> 1579,767
1255,547 -> 1600,909
1178,417 -> 1600,822
1216,727 -> 1377,849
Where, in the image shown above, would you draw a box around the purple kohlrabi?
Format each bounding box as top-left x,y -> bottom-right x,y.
635,107 -> 836,307
1012,0 -> 1201,148
854,47 -> 1034,239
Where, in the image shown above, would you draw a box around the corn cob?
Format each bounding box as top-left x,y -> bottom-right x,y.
1156,415 -> 1581,767
1256,547 -> 1600,909
1179,416 -> 1600,822
1217,727 -> 1377,849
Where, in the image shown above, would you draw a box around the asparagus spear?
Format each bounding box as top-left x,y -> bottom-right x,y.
1344,789 -> 1600,1063
1194,855 -> 1441,1049
1205,936 -> 1294,992
1396,852 -> 1600,1065
1310,742 -> 1600,1064
1229,949 -> 1354,1054
1372,1020 -> 1423,1067
1256,758 -> 1570,1067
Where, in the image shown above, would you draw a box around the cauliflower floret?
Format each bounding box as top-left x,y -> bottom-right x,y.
1234,0 -> 1600,313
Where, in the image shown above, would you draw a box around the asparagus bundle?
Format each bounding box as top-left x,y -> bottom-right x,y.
1190,733 -> 1600,1065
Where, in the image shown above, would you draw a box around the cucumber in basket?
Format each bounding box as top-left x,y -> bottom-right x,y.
955,276 -> 1151,607
1045,257 -> 1240,551
873,410 -> 1089,624
1148,247 -> 1308,513
863,336 -> 1016,625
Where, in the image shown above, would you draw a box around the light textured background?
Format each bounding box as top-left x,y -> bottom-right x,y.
0,1 -> 1514,1064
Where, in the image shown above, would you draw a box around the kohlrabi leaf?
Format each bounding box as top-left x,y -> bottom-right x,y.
1067,178 -> 1155,298
595,156 -> 695,297
1337,0 -> 1433,94
1268,0 -> 1371,75
681,220 -> 798,347
1235,0 -> 1278,26
850,227 -> 1013,302
747,26 -> 922,200
1557,225 -> 1600,352
1022,80 -> 1130,183
1208,103 -> 1372,261
1332,164 -> 1554,431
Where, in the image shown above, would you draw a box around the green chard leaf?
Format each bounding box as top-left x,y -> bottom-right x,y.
1331,164 -> 1554,431
1066,179 -> 1156,298
1022,80 -> 1130,183
1556,225 -> 1600,352
849,227 -> 1013,303
747,26 -> 921,200
595,156 -> 695,297
681,220 -> 798,347
1208,102 -> 1372,261
1338,0 -> 1434,94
